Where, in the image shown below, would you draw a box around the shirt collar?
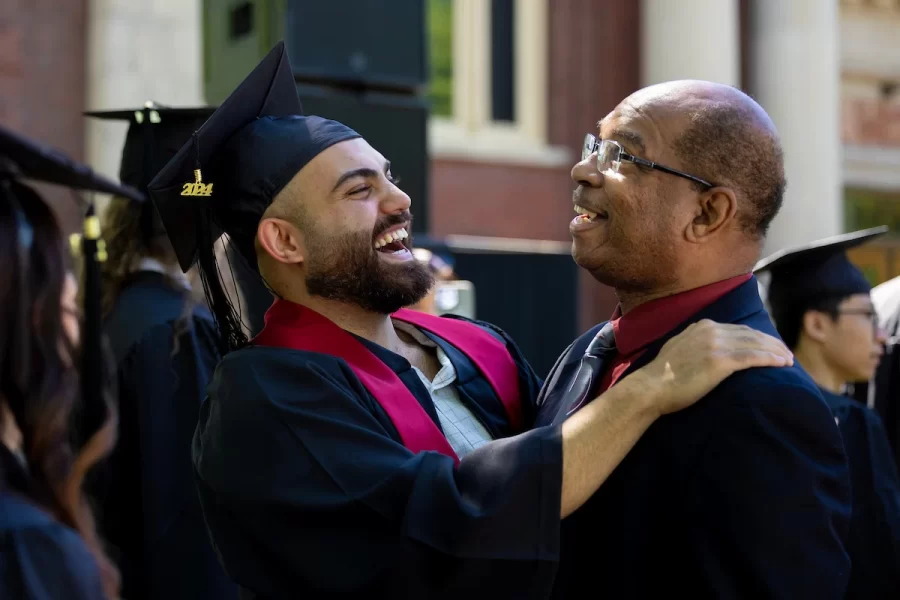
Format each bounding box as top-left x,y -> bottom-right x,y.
133,257 -> 191,289
611,274 -> 752,356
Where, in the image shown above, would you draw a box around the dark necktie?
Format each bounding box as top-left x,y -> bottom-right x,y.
552,322 -> 617,425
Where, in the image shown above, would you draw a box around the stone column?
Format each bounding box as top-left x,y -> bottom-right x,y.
85,0 -> 206,189
748,0 -> 842,254
641,0 -> 741,87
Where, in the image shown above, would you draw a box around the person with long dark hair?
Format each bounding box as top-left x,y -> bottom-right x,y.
82,104 -> 237,600
0,123 -> 140,599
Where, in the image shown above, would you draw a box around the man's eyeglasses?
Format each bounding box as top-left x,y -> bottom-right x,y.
581,133 -> 714,189
837,308 -> 881,332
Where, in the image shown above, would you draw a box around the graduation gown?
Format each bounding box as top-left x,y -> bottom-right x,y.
0,446 -> 106,600
192,309 -> 563,599
821,387 -> 900,599
538,278 -> 852,599
852,278 -> 900,471
95,271 -> 237,600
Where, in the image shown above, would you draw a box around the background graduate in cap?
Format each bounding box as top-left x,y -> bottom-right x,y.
0,123 -> 140,600
147,42 -> 794,598
83,102 -> 237,600
853,272 -> 900,475
756,226 -> 900,599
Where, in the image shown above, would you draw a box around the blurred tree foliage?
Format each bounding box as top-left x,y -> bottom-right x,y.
428,0 -> 453,117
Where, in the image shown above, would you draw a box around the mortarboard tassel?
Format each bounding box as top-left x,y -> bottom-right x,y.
181,133 -> 213,198
77,200 -> 107,446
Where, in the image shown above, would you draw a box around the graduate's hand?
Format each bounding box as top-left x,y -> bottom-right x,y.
634,320 -> 793,417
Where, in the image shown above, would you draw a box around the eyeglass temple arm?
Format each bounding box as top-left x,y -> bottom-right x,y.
624,153 -> 713,188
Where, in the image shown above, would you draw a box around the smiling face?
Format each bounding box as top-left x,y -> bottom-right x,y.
260,138 -> 433,314
568,82 -> 786,307
569,93 -> 702,294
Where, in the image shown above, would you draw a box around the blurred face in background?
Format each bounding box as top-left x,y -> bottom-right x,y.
803,293 -> 887,384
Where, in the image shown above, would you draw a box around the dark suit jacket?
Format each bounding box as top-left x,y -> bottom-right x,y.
538,277 -> 852,599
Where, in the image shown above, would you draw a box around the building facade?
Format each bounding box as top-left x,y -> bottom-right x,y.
3,0 -> 899,368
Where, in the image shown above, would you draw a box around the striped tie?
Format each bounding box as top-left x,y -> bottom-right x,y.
553,322 -> 617,425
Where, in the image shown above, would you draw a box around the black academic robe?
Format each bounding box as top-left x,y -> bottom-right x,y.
537,277 -> 853,599
852,294 -> 900,471
0,446 -> 105,600
95,271 -> 237,600
821,387 -> 900,599
193,316 -> 562,599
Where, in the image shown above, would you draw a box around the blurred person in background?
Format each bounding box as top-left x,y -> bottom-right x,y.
83,104 -> 237,600
853,273 -> 900,471
757,227 -> 900,599
0,124 -> 129,599
409,247 -> 456,315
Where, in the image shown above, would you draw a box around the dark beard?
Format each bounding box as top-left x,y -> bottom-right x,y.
304,227 -> 434,314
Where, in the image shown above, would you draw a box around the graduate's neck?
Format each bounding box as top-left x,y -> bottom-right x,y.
285,292 -> 402,351
793,342 -> 846,394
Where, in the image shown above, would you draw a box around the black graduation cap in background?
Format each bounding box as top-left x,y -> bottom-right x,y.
148,41 -> 361,353
0,124 -> 143,201
754,226 -> 890,314
85,101 -> 215,238
0,122 -> 142,444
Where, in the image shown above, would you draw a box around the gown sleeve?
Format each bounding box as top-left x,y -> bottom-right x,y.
193,349 -> 563,598
0,518 -> 105,600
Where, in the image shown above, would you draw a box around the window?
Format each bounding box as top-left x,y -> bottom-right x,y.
426,0 -> 569,165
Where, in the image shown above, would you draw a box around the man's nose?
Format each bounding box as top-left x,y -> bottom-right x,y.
382,183 -> 412,214
571,156 -> 604,188
875,324 -> 889,345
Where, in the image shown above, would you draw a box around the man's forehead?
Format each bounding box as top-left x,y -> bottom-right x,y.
598,98 -> 687,153
299,138 -> 385,180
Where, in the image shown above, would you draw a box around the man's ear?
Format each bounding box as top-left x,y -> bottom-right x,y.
685,187 -> 738,243
802,310 -> 832,344
257,217 -> 305,265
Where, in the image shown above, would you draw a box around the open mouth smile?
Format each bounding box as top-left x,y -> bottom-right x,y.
373,226 -> 412,258
572,205 -> 609,225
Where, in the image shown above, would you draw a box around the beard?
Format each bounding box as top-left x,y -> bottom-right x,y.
304,217 -> 434,314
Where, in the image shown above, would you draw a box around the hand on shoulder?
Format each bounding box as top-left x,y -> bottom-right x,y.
628,320 -> 793,418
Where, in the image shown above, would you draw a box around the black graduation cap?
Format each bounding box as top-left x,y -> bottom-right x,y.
0,122 -> 141,443
148,41 -> 360,273
754,226 -> 890,312
85,101 -> 215,238
0,124 -> 143,201
147,41 -> 361,352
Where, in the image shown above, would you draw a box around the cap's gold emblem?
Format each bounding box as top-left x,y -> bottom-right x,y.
181,168 -> 213,197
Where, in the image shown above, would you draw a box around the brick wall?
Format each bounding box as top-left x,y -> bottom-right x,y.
843,96 -> 900,147
0,0 -> 87,232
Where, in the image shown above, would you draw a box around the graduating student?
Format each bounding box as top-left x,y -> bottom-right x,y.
756,227 -> 900,599
852,273 -> 900,470
83,103 -> 237,599
0,123 -> 139,599
147,43 -> 793,599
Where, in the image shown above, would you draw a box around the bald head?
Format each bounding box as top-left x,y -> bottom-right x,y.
619,80 -> 786,239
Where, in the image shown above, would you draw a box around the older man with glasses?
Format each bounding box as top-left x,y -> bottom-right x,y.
537,80 -> 853,599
